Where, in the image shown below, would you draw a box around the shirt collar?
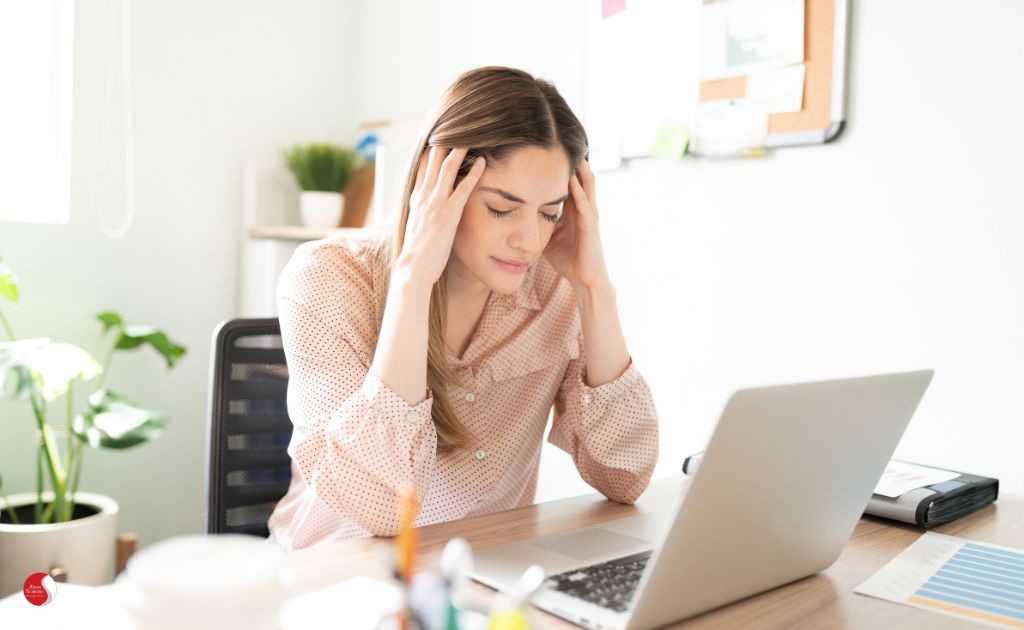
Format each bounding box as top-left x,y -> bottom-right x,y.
493,263 -> 543,313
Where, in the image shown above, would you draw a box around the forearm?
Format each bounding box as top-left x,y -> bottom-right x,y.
574,277 -> 631,387
549,343 -> 659,504
370,267 -> 433,405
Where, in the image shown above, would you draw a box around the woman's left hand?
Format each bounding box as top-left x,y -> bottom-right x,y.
544,159 -> 610,291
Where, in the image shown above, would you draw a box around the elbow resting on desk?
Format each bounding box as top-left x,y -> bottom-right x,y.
585,465 -> 656,505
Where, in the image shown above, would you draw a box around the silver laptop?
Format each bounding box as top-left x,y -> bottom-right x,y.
470,370 -> 934,629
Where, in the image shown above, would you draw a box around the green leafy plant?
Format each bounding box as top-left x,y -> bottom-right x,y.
283,142 -> 358,192
0,257 -> 186,524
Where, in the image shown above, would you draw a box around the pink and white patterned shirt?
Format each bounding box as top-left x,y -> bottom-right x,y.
267,234 -> 659,550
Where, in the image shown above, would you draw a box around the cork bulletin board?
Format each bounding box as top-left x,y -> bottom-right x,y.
698,0 -> 849,148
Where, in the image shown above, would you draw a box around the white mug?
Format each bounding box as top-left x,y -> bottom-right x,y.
119,534 -> 287,630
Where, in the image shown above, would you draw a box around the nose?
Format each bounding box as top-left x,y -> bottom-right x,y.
509,211 -> 541,256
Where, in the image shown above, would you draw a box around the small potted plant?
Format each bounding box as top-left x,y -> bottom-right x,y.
283,142 -> 358,229
0,256 -> 186,596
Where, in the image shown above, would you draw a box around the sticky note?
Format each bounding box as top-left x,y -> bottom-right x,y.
649,123 -> 691,160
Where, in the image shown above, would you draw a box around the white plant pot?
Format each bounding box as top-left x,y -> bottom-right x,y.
299,191 -> 343,229
0,491 -> 118,597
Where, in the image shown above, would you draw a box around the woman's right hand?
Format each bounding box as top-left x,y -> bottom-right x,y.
395,146 -> 486,286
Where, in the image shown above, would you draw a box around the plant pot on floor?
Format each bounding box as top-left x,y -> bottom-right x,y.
300,191 -> 343,229
0,491 -> 118,597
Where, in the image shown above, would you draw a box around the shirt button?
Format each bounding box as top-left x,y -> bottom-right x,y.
465,392 -> 476,402
474,449 -> 487,460
405,411 -> 419,423
582,393 -> 594,405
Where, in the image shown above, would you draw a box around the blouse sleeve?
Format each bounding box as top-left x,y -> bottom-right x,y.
547,333 -> 660,504
277,242 -> 437,537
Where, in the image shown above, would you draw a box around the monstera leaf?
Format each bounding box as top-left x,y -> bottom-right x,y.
0,339 -> 39,399
0,339 -> 102,402
96,311 -> 186,368
72,389 -> 169,449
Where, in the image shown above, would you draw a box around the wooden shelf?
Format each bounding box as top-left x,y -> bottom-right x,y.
247,225 -> 367,242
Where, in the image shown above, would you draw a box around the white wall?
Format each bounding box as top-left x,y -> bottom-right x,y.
605,0 -> 1024,496
3,0 -> 1020,548
342,0 -> 1024,500
0,0 -> 356,546
346,0 -> 588,128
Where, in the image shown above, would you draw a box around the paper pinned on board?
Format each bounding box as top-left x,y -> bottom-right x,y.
874,461 -> 961,498
692,98 -> 769,157
699,0 -> 805,81
745,64 -> 806,113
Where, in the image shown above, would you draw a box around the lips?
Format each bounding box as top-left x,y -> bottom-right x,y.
492,256 -> 530,274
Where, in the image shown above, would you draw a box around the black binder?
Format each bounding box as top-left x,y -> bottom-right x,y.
865,470 -> 999,527
681,453 -> 999,528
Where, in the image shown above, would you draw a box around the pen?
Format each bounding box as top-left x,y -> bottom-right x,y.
440,537 -> 473,630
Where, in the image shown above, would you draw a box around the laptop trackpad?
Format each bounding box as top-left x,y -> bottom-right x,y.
530,527 -> 650,561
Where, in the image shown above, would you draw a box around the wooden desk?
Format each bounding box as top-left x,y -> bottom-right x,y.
284,477 -> 1024,629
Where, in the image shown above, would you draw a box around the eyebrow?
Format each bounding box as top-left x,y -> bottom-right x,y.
478,186 -> 568,207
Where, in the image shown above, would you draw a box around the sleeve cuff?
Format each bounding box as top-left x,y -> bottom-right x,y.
360,369 -> 434,425
579,360 -> 642,413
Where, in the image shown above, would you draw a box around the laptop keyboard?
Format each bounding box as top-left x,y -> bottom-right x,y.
545,550 -> 652,613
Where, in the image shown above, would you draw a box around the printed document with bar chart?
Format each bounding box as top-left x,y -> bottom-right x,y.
856,532 -> 1024,628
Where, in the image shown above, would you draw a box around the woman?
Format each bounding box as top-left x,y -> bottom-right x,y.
268,66 -> 659,550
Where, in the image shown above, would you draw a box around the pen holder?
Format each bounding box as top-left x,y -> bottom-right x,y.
377,568 -> 491,630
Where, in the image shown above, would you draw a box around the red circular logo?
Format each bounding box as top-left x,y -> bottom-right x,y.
23,572 -> 56,606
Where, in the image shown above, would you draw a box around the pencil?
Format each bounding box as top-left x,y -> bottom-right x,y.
395,483 -> 420,630
396,483 -> 419,583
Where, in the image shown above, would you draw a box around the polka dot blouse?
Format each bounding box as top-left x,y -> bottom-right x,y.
267,234 -> 659,550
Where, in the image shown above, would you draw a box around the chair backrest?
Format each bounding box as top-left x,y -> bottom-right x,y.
205,318 -> 293,536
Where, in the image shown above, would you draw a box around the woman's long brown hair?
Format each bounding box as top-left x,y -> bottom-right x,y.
383,66 -> 589,451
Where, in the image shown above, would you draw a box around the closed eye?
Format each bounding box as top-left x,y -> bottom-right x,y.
487,206 -> 560,224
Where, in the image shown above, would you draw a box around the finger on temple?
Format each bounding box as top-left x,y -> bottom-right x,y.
437,147 -> 469,194
414,149 -> 429,190
451,157 -> 486,202
425,145 -> 448,191
579,164 -> 596,200
569,177 -> 592,218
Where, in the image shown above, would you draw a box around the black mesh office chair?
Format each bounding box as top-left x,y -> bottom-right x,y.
205,318 -> 294,536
